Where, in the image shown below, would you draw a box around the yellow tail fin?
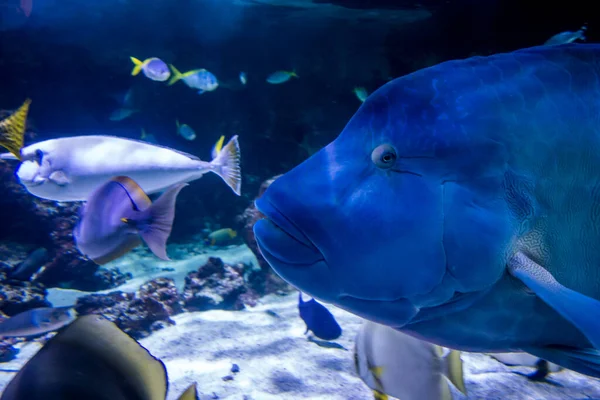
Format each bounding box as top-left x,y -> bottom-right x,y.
211,135 -> 225,159
0,99 -> 30,160
176,383 -> 198,400
130,56 -> 145,76
168,65 -> 184,86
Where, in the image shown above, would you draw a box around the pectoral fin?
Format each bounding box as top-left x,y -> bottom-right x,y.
508,251 -> 600,350
48,170 -> 70,186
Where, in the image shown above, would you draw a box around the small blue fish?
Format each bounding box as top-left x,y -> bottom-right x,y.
239,72 -> 247,85
74,176 -> 187,265
544,25 -> 587,46
130,57 -> 171,82
353,87 -> 368,103
109,88 -> 138,122
298,292 -> 341,340
168,65 -> 219,95
140,128 -> 158,144
266,70 -> 298,84
176,120 -> 196,141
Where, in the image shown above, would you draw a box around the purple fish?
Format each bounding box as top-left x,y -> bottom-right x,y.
74,176 -> 186,265
130,57 -> 171,82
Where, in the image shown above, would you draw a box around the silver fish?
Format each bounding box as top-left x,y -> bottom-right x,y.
0,307 -> 75,338
0,135 -> 241,201
74,176 -> 186,264
354,321 -> 466,400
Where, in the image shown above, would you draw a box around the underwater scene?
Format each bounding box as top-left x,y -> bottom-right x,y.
1,0 -> 600,399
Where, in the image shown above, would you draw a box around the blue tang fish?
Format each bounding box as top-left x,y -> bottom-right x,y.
74,176 -> 186,265
254,44 -> 600,378
298,292 -> 341,341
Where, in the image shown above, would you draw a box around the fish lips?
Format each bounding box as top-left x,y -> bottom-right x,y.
254,195 -> 323,266
254,196 -> 347,300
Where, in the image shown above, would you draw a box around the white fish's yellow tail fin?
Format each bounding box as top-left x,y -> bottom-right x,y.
0,99 -> 30,160
209,135 -> 241,196
168,65 -> 184,86
176,383 -> 198,400
443,349 -> 466,395
130,57 -> 146,76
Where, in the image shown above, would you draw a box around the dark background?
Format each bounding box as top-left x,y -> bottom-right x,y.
0,0 -> 597,240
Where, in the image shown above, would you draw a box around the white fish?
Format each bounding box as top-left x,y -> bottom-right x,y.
0,134 -> 241,201
239,72 -> 247,85
0,307 -> 75,338
354,321 -> 466,400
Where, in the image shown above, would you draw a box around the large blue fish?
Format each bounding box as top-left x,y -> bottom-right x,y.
254,44 -> 600,378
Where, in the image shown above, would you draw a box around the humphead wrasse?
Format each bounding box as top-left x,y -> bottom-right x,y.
254,44 -> 600,378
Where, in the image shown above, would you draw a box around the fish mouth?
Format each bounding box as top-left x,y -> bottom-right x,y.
20,178 -> 44,188
254,196 -> 324,267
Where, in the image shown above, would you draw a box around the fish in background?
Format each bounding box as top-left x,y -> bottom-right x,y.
0,98 -> 30,160
0,314 -> 198,400
489,352 -> 562,381
176,120 -> 196,141
298,292 -> 342,341
168,65 -> 219,94
140,128 -> 159,144
239,71 -> 247,85
353,87 -> 368,103
20,0 -> 32,17
74,176 -> 186,265
130,57 -> 171,82
108,87 -> 138,122
544,25 -> 587,45
0,128 -> 241,201
0,306 -> 75,338
205,228 -> 237,246
266,70 -> 298,84
354,321 -> 466,400
8,247 -> 48,281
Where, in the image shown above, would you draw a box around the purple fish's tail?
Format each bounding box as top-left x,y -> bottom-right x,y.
209,135 -> 241,196
138,183 -> 188,260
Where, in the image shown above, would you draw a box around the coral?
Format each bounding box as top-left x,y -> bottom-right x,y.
0,160 -> 130,291
182,257 -> 252,311
74,278 -> 183,340
236,175 -> 292,295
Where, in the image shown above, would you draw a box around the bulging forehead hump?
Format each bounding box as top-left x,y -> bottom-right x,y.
343,60 -> 494,160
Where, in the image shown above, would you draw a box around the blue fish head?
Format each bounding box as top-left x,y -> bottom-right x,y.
255,72 -> 518,327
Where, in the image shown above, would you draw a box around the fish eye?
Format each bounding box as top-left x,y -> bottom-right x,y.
371,144 -> 397,169
35,149 -> 43,164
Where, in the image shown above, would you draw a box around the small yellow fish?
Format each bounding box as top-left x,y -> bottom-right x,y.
206,228 -> 237,246
0,99 -> 30,160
